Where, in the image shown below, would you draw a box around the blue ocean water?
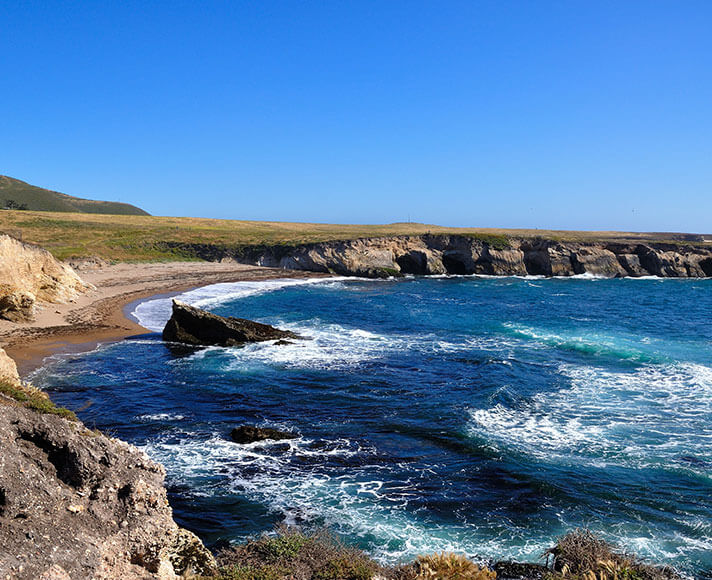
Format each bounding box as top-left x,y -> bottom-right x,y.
32,276 -> 712,576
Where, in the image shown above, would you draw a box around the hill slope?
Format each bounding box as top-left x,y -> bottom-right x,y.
0,175 -> 149,216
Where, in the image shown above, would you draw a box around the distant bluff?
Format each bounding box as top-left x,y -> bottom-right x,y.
0,175 -> 149,216
161,234 -> 712,278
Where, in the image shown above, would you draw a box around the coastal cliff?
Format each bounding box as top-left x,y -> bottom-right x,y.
0,236 -> 217,579
159,235 -> 712,278
0,352 -> 217,580
0,234 -> 91,322
0,397 -> 217,579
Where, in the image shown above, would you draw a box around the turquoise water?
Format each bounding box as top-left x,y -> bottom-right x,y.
33,276 -> 712,576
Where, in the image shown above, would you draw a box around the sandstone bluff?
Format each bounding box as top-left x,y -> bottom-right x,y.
0,234 -> 91,322
159,235 -> 712,279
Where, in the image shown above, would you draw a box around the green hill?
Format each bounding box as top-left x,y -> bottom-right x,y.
0,175 -> 149,216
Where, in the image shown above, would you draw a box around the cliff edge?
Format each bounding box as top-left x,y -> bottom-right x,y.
0,354 -> 217,579
0,235 -> 217,579
158,234 -> 712,278
0,234 -> 92,322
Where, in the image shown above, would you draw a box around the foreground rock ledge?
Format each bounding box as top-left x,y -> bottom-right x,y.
0,400 -> 217,579
162,300 -> 301,347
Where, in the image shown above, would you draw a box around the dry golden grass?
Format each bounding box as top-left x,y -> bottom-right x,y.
415,553 -> 496,580
0,209 -> 707,262
546,529 -> 680,580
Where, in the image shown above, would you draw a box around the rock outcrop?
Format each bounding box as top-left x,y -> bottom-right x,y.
0,347 -> 21,387
0,234 -> 91,322
0,396 -> 217,579
162,300 -> 301,347
240,235 -> 712,278
152,235 -> 712,278
230,425 -> 298,444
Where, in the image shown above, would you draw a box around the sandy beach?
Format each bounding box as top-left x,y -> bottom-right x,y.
0,261 -> 327,377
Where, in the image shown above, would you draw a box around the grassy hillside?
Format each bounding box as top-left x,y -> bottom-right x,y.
0,209 -> 709,263
0,175 -> 149,216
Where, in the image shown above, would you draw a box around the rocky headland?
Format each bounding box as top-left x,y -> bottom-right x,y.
157,234 -> 712,278
0,380 -> 217,579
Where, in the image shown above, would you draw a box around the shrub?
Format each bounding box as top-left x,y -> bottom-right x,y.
313,556 -> 376,580
545,529 -> 679,580
256,532 -> 309,561
467,234 -> 511,251
215,527 -> 380,580
415,552 -> 496,580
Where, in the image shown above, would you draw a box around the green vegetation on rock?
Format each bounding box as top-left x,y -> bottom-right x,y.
210,528 -> 379,580
0,379 -> 77,421
544,529 -> 679,580
201,527 -> 680,580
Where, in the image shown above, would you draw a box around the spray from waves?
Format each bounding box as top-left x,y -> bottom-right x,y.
467,361 -> 712,472
168,318 -> 522,373
141,432 -> 553,563
131,277 -> 353,332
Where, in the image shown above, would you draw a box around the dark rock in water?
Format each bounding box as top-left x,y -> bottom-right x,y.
162,300 -> 301,347
273,339 -> 295,346
493,561 -> 548,579
230,425 -> 298,444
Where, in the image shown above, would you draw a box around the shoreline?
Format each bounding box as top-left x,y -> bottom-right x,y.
0,261 -> 330,377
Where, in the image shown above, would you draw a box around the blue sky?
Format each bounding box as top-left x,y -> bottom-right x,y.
2,1 -> 711,231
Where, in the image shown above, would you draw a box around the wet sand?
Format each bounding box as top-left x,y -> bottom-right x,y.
0,261 -> 327,377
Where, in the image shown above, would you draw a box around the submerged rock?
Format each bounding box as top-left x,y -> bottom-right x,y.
230,425 -> 298,444
162,300 -> 301,347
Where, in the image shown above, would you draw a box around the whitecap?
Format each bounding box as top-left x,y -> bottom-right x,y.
131,277 -> 350,332
136,412 -> 186,422
466,361 -> 712,471
141,431 -> 556,564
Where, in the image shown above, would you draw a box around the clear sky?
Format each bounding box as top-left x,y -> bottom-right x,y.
2,1 -> 711,232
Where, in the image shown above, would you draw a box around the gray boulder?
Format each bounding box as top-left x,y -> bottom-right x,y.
162,300 -> 301,347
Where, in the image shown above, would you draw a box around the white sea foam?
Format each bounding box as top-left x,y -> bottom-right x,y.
467,361 -> 712,470
147,428 -> 705,566
141,432 -> 554,563
136,413 -> 186,422
168,323 -> 520,372
131,277 -> 350,332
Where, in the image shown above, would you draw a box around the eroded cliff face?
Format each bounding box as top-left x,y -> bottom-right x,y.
241,235 -> 712,278
0,235 -> 91,322
0,348 -> 20,387
0,394 -> 217,580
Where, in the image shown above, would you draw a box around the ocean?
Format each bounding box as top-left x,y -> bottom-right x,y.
31,276 -> 712,576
